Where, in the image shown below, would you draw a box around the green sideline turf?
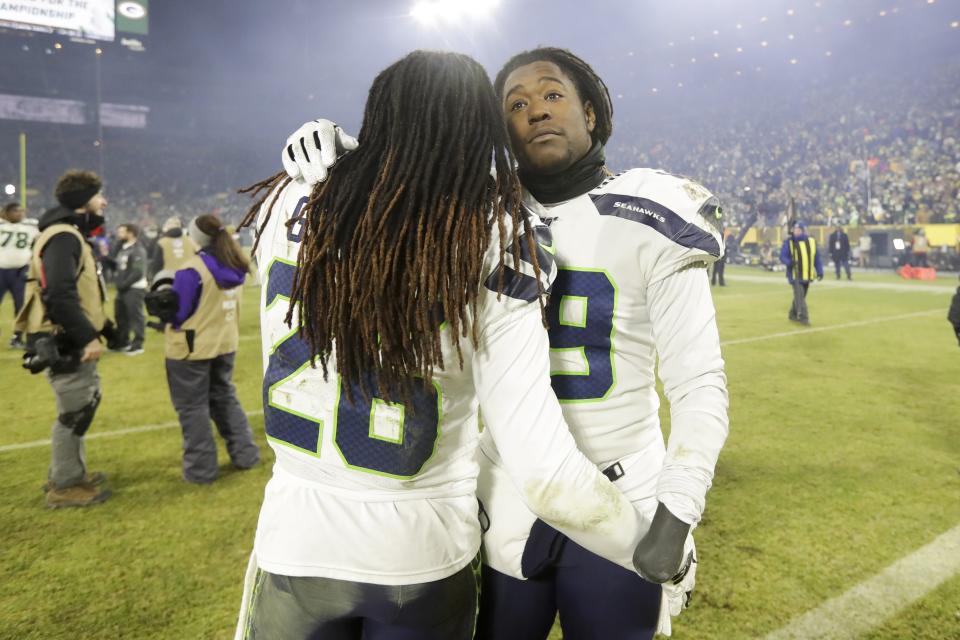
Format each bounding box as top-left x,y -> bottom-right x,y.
1,265 -> 958,639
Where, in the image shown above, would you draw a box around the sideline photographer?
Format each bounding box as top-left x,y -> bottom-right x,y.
147,214 -> 259,484
14,170 -> 113,509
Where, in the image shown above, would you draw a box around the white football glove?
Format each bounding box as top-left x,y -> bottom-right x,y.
656,534 -> 697,637
281,118 -> 359,185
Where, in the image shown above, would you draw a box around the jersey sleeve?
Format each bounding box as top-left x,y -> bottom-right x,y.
647,266 -> 729,526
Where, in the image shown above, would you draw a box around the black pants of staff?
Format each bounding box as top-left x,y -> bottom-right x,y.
0,266 -> 26,340
832,256 -> 851,280
711,257 -> 726,286
115,288 -> 145,349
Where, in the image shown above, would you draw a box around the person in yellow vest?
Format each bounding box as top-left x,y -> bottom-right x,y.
779,220 -> 823,326
164,213 -> 259,483
150,216 -> 198,280
14,170 -> 113,508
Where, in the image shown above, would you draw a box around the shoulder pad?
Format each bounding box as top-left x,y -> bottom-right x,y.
590,168 -> 722,257
25,218 -> 40,226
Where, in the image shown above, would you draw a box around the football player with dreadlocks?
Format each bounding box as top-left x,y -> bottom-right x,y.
235,50 -> 655,640
282,46 -> 730,639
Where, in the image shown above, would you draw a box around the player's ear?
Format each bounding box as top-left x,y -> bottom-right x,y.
583,101 -> 596,134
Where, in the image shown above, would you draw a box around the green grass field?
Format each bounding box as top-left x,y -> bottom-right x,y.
1,265 -> 958,639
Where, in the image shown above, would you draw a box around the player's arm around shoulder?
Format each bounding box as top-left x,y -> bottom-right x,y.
472,219 -> 649,574
472,298 -> 649,574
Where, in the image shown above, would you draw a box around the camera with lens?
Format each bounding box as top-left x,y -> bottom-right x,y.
21,333 -> 79,374
145,270 -> 180,332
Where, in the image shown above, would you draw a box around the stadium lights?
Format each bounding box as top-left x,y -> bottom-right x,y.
410,0 -> 501,26
4,184 -> 15,196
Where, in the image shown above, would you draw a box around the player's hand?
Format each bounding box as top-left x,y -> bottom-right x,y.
281,119 -> 359,185
80,338 -> 103,362
655,534 -> 698,636
633,502 -> 692,584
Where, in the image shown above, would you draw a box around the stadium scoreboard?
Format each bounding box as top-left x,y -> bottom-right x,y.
0,0 -> 148,50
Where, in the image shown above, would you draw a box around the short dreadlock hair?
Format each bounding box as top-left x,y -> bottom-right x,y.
241,50 -> 543,404
494,47 -> 614,146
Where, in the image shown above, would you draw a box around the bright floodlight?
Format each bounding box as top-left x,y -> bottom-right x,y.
411,0 -> 500,26
3,184 -> 15,196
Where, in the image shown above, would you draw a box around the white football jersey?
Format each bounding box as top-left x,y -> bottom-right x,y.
251,179 -> 649,585
479,168 -> 730,578
0,218 -> 38,269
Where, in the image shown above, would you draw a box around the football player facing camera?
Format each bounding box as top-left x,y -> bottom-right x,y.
236,50 -> 656,640
283,46 -> 730,639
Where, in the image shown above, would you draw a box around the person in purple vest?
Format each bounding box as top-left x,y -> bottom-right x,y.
163,213 -> 260,484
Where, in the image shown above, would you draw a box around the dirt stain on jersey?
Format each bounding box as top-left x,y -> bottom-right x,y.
523,476 -> 623,533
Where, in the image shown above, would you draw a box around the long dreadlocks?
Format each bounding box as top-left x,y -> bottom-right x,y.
494,47 -> 615,146
240,50 -> 544,403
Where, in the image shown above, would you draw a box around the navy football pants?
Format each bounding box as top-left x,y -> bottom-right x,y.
476,535 -> 661,640
0,266 -> 26,318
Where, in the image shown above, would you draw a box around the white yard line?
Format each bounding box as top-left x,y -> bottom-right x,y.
2,310 -> 943,452
720,310 -> 943,346
765,524 -> 960,640
0,410 -> 263,453
728,274 -> 955,294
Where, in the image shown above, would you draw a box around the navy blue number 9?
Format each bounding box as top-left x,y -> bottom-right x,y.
547,268 -> 617,402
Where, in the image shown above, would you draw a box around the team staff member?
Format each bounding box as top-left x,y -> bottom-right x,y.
0,202 -> 38,347
828,225 -> 852,280
15,170 -> 112,509
151,216 -> 197,279
113,223 -> 148,355
780,220 -> 823,325
164,214 -> 259,484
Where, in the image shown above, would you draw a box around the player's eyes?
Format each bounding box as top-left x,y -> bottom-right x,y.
509,99 -> 527,112
545,92 -> 563,101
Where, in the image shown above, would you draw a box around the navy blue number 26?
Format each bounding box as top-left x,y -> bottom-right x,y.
263,259 -> 442,479
546,267 -> 617,402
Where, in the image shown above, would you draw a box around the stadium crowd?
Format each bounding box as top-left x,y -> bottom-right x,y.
609,66 -> 960,229
3,67 -> 958,240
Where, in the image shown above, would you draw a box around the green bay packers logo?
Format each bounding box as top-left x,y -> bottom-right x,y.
118,2 -> 147,20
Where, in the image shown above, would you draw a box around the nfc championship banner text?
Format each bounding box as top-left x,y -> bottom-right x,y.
0,0 -> 115,41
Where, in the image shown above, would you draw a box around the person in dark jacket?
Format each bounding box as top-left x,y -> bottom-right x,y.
163,213 -> 259,484
828,225 -> 852,280
780,220 -> 823,325
14,170 -> 114,508
112,223 -> 148,355
948,277 -> 960,347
